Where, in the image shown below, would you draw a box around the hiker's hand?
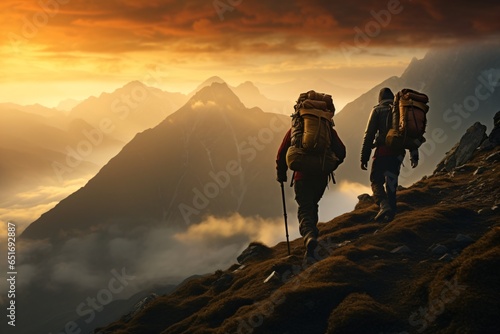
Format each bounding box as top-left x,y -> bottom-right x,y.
277,170 -> 287,183
361,162 -> 368,170
411,160 -> 418,168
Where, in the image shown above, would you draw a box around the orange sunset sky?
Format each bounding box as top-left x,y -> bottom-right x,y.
1,0 -> 499,107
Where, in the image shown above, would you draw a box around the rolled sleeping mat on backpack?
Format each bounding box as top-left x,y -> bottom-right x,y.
286,146 -> 340,174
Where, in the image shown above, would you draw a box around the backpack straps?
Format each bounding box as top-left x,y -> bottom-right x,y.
329,172 -> 336,185
289,171 -> 296,187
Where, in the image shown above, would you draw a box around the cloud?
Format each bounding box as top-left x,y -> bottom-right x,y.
318,181 -> 371,221
191,100 -> 217,110
5,213 -> 288,295
2,0 -> 499,56
0,177 -> 87,237
175,213 -> 286,246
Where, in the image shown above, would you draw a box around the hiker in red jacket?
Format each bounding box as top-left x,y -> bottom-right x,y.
276,125 -> 345,262
361,87 -> 419,222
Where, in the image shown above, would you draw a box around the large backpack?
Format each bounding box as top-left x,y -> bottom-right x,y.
286,90 -> 340,174
386,88 -> 429,150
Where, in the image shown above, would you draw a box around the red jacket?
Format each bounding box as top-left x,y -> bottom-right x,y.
276,128 -> 346,181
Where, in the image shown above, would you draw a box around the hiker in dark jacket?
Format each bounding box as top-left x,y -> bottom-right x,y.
276,127 -> 346,261
361,87 -> 418,222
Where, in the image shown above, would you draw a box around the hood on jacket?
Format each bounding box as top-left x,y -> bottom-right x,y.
378,87 -> 394,103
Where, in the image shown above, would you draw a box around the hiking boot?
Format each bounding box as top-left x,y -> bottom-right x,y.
383,211 -> 395,223
374,200 -> 392,222
303,233 -> 318,265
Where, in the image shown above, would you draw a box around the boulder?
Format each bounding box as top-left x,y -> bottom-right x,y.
481,111 -> 500,150
435,122 -> 487,172
124,293 -> 158,322
237,242 -> 273,264
429,243 -> 449,256
391,245 -> 411,254
355,193 -> 374,210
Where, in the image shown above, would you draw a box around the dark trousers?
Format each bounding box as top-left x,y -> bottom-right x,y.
370,155 -> 403,212
294,176 -> 328,240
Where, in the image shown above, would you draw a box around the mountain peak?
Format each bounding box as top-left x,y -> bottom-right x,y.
236,81 -> 261,95
203,76 -> 226,85
188,76 -> 227,97
188,82 -> 245,110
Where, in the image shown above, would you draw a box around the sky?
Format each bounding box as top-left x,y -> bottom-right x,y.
2,0 -> 499,107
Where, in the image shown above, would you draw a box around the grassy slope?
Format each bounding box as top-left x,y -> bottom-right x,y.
97,146 -> 500,334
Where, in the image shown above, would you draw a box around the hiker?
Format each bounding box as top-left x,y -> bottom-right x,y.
276,91 -> 346,262
360,87 -> 419,222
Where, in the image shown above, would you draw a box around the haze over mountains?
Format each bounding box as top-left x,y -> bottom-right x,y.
0,77 -> 320,234
22,83 -> 290,240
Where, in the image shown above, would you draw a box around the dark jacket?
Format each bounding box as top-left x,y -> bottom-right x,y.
361,89 -> 419,164
276,127 -> 346,180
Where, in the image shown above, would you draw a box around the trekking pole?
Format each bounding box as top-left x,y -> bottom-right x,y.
280,182 -> 291,255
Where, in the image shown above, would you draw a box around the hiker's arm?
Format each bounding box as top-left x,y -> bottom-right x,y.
276,129 -> 291,181
330,128 -> 346,164
361,108 -> 378,165
410,148 -> 419,168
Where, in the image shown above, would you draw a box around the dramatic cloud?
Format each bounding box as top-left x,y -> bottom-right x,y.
3,0 -> 498,55
1,0 -> 497,97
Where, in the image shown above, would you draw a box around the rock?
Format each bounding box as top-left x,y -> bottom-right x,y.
263,271 -> 280,284
473,166 -> 487,175
439,253 -> 453,262
357,193 -> 372,202
455,234 -> 474,244
479,111 -> 500,150
355,193 -> 373,210
213,273 -> 233,292
485,151 -> 500,163
454,164 -> 476,173
124,293 -> 158,321
487,111 -> 500,145
338,240 -> 352,247
429,244 -> 448,256
434,122 -> 487,173
391,245 -> 411,254
232,264 -> 246,273
237,242 -> 272,264
478,208 -> 493,216
455,234 -> 475,247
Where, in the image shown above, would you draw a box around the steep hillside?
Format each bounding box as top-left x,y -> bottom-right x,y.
97,115 -> 500,334
336,41 -> 500,185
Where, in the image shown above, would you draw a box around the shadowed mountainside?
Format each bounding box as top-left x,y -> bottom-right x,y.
336,41 -> 500,186
96,115 -> 500,334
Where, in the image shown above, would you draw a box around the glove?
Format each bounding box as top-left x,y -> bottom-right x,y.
361,162 -> 368,170
411,160 -> 418,168
277,170 -> 287,183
